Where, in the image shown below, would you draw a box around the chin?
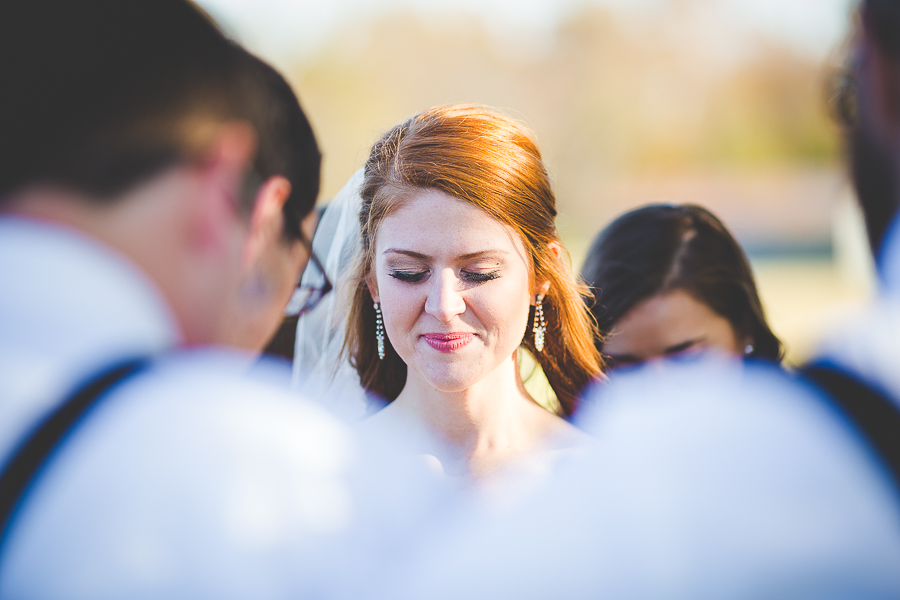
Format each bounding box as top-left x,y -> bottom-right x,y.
418,365 -> 482,394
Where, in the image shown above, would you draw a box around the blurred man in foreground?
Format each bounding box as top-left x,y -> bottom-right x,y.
379,1 -> 900,597
0,1 -> 397,597
808,0 -> 900,423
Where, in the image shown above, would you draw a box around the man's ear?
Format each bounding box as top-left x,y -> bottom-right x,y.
192,122 -> 258,253
244,175 -> 292,267
531,241 -> 561,304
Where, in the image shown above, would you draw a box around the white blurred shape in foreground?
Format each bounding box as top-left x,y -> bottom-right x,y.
380,356 -> 900,600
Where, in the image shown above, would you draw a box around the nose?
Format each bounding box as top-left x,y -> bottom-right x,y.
424,268 -> 466,322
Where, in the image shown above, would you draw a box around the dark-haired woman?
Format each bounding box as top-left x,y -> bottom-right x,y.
581,204 -> 783,370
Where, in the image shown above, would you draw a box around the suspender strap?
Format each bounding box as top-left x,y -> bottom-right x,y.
0,357 -> 149,550
801,362 -> 900,496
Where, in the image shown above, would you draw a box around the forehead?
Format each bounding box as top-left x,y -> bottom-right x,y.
375,188 -> 528,258
605,289 -> 735,354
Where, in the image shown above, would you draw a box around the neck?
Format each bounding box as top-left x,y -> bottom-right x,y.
3,173 -> 245,346
392,349 -> 550,479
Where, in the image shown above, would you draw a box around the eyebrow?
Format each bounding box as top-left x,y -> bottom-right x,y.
383,249 -> 429,260
382,248 -> 509,261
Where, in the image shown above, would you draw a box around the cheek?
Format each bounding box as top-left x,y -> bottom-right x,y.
478,280 -> 532,339
376,277 -> 423,338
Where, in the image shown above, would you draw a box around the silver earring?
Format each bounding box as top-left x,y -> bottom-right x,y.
374,302 -> 385,360
744,344 -> 754,355
533,296 -> 546,352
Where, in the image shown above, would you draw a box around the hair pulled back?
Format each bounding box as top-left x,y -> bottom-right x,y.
581,204 -> 783,362
345,104 -> 603,416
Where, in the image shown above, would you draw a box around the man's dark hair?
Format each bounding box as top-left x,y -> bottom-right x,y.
235,50 -> 321,240
0,0 -> 302,216
850,0 -> 900,256
864,0 -> 900,59
581,204 -> 784,363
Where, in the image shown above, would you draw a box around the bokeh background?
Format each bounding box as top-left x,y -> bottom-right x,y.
199,0 -> 869,364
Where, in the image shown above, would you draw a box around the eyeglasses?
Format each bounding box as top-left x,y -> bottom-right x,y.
284,233 -> 333,317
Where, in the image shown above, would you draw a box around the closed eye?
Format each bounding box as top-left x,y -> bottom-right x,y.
605,354 -> 640,370
389,270 -> 428,283
462,270 -> 500,283
664,339 -> 702,355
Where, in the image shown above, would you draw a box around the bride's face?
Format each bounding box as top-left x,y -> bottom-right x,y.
369,188 -> 534,393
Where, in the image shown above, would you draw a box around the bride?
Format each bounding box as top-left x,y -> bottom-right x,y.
344,104 -> 604,484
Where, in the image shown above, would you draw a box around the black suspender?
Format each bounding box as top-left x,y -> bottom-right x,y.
800,362 -> 900,497
0,357 -> 149,553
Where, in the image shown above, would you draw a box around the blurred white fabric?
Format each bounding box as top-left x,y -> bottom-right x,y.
380,357 -> 900,599
365,217 -> 900,600
0,216 -> 448,599
291,169 -> 369,420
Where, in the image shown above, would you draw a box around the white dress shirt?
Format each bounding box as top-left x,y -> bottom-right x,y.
0,217 -> 179,465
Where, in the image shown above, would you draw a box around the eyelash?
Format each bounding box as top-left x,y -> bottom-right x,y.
388,270 -> 500,284
389,270 -> 427,283
463,270 -> 500,283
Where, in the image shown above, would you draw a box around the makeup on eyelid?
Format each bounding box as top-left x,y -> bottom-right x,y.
387,269 -> 501,284
384,249 -> 505,285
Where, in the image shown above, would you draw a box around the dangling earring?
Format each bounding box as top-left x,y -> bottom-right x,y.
533,295 -> 546,352
374,302 -> 385,360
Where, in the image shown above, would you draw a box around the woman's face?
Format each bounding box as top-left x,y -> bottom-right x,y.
602,289 -> 745,369
369,188 -> 535,393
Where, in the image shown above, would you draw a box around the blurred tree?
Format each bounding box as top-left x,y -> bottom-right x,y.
286,4 -> 842,249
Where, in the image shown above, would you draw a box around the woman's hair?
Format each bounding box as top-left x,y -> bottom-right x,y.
345,104 -> 604,416
581,204 -> 783,362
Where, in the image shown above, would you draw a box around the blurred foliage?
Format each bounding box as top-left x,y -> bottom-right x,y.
282,2 -> 858,364
286,4 -> 841,206
701,46 -> 840,168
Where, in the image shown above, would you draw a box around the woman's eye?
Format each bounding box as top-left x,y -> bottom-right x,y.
389,270 -> 428,283
665,340 -> 701,357
462,270 -> 500,283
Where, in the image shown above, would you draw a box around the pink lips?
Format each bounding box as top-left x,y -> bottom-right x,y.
422,333 -> 475,353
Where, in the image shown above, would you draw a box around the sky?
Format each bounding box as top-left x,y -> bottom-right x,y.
197,0 -> 859,66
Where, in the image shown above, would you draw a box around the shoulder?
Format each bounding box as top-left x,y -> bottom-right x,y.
572,357 -> 900,551
547,412 -> 593,445
0,350 -> 363,598
96,351 -> 356,471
